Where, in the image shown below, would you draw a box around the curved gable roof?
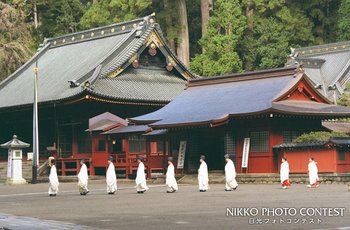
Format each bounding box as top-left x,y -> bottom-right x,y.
289,41 -> 350,100
0,14 -> 196,110
130,67 -> 350,128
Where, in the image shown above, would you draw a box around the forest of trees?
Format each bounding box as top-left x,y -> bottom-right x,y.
1,0 -> 350,81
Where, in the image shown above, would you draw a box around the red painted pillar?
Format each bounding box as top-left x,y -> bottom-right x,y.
62,160 -> 66,176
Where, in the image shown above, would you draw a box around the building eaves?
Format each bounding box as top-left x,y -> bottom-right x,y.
293,41 -> 350,57
322,121 -> 350,133
187,66 -> 297,88
273,141 -> 326,149
101,125 -> 150,135
295,57 -> 326,69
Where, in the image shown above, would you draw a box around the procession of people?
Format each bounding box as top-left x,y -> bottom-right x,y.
106,156 -> 117,194
77,159 -> 89,195
307,157 -> 319,188
48,159 -> 59,196
198,155 -> 209,192
48,154 -> 320,196
280,157 -> 291,189
166,156 -> 178,193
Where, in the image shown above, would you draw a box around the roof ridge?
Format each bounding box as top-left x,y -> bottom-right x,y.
99,24 -> 155,78
292,41 -> 350,56
188,66 -> 297,87
45,14 -> 154,48
74,28 -> 138,85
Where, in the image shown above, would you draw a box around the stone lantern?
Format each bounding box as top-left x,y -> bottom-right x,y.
1,135 -> 30,185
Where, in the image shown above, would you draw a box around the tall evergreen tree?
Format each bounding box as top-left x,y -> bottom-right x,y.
37,0 -> 87,38
337,0 -> 350,41
240,0 -> 315,70
79,0 -> 152,29
190,0 -> 246,76
0,1 -> 35,81
293,0 -> 340,44
176,0 -> 190,66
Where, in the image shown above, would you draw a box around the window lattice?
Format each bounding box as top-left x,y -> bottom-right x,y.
250,131 -> 269,153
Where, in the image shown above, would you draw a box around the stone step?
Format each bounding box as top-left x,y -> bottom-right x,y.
176,173 -> 350,184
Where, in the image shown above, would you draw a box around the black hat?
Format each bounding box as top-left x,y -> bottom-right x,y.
200,155 -> 205,160
224,154 -> 230,159
168,156 -> 173,161
108,156 -> 113,161
80,159 -> 85,163
137,155 -> 144,161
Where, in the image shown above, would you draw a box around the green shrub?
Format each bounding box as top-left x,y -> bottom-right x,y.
293,131 -> 349,143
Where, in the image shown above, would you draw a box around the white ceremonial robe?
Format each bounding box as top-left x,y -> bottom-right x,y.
198,161 -> 209,190
48,165 -> 59,195
225,159 -> 238,190
135,162 -> 149,192
166,163 -> 178,192
280,161 -> 289,183
308,161 -> 319,185
106,162 -> 117,193
78,163 -> 89,193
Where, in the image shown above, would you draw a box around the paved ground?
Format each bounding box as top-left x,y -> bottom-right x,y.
0,181 -> 349,230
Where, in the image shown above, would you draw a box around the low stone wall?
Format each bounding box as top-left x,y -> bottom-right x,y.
177,173 -> 350,185
236,173 -> 350,184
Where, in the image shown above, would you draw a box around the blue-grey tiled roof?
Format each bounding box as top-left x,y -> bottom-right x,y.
329,137 -> 350,145
102,125 -> 149,134
322,121 -> 350,132
0,15 -> 196,110
273,141 -> 326,149
273,137 -> 350,149
289,41 -> 350,100
143,129 -> 167,136
130,67 -> 350,128
90,68 -> 187,103
88,112 -> 128,132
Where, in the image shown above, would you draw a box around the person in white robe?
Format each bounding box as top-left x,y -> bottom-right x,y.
48,159 -> 59,196
198,155 -> 209,192
106,156 -> 117,194
166,157 -> 178,193
135,156 -> 149,194
78,159 -> 89,195
307,157 -> 319,188
280,157 -> 291,189
224,154 -> 238,191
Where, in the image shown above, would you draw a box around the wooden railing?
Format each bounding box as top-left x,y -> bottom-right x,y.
55,153 -> 172,178
56,158 -> 91,176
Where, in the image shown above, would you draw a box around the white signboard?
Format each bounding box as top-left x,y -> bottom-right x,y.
27,152 -> 33,161
241,138 -> 250,168
177,141 -> 187,169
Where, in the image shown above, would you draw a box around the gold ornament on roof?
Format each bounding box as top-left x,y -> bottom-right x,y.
109,67 -> 123,78
145,31 -> 163,47
167,56 -> 176,67
182,72 -> 190,79
129,53 -> 138,63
